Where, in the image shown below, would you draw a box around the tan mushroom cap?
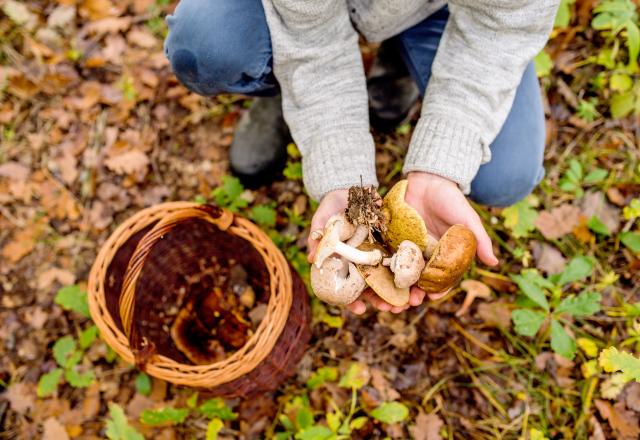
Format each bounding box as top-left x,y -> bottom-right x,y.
310,257 -> 366,306
417,224 -> 477,293
385,240 -> 426,289
356,242 -> 410,307
381,179 -> 430,253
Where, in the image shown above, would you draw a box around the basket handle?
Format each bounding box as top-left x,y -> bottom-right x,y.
118,204 -> 234,360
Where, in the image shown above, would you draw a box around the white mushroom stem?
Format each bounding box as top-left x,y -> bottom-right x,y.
383,240 -> 425,289
314,214 -> 381,268
346,224 -> 369,247
310,257 -> 366,306
333,241 -> 382,266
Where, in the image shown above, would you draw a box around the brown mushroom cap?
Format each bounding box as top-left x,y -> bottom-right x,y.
356,242 -> 410,307
417,224 -> 477,293
381,180 -> 430,252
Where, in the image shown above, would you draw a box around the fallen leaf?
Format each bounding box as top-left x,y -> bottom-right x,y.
0,161 -> 30,181
476,300 -> 512,328
594,399 -> 640,439
370,368 -> 401,401
42,417 -> 70,440
79,0 -> 119,21
532,241 -> 567,275
607,187 -> 627,207
1,218 -> 47,263
37,268 -> 76,290
127,28 -> 157,48
589,415 -> 606,440
456,280 -> 491,317
104,150 -> 149,176
47,5 -> 76,28
572,217 -> 595,243
409,411 -> 443,440
580,191 -> 620,234
2,383 -> 36,415
22,307 -> 49,330
2,1 -> 37,31
81,382 -> 101,421
535,204 -> 582,239
625,382 -> 640,412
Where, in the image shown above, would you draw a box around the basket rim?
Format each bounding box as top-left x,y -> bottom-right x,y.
87,201 -> 293,387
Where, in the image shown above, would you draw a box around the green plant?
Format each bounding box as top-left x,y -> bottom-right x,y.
558,159 -> 609,197
106,403 -> 144,440
501,196 -> 539,238
39,286 -> 98,397
138,394 -> 236,439
592,0 -> 639,72
211,175 -> 249,212
511,256 -> 600,360
576,97 -> 601,122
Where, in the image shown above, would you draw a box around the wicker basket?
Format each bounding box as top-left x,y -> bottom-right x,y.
87,202 -> 311,397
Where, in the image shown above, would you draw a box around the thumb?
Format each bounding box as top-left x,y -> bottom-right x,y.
307,209 -> 333,262
464,212 -> 498,266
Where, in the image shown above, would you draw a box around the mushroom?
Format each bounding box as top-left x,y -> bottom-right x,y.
313,213 -> 383,268
382,240 -> 426,289
418,224 -> 477,294
380,180 -> 477,294
310,256 -> 366,305
381,179 -> 435,254
455,279 -> 491,317
356,242 -> 410,307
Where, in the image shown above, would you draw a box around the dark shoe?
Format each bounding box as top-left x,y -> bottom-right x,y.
230,96 -> 289,187
367,40 -> 420,132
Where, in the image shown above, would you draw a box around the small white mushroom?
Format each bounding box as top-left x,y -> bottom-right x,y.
314,213 -> 382,268
310,256 -> 366,305
382,240 -> 426,289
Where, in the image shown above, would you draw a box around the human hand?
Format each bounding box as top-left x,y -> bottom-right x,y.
307,188 -> 425,315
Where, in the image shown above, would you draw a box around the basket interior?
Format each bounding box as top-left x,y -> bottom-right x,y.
104,218 -> 271,363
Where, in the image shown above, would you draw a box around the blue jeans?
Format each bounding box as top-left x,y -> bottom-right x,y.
165,2 -> 545,207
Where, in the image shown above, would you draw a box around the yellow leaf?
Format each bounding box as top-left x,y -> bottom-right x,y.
577,338 -> 598,358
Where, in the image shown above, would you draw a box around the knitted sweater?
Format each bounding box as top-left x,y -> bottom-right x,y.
261,0 -> 559,201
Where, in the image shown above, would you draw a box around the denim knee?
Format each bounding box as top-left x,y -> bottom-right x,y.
164,0 -> 277,96
469,63 -> 546,207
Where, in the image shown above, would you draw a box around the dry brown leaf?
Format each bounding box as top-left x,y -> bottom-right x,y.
409,411 -> 443,440
37,268 -> 76,290
476,300 -> 512,329
42,417 -> 70,440
79,0 -> 119,21
84,16 -> 132,35
2,383 -> 36,415
80,382 -> 101,421
589,415 -> 606,440
23,307 -> 49,330
594,399 -> 640,439
370,368 -> 401,402
47,5 -> 76,28
1,218 -> 47,263
37,176 -> 82,221
625,382 -> 640,412
532,241 -> 567,275
607,187 -> 627,207
126,393 -> 155,419
0,162 -> 30,181
2,1 -> 37,31
573,217 -> 595,244
580,191 -> 620,234
104,150 -> 149,175
128,28 -> 157,48
535,204 -> 583,239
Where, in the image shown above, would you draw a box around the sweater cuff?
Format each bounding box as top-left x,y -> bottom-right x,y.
403,115 -> 489,194
301,131 -> 378,201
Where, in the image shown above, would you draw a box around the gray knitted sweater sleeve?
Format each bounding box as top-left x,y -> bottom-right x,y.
261,0 -> 559,201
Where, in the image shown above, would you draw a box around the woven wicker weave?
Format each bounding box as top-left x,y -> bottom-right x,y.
87,202 -> 311,396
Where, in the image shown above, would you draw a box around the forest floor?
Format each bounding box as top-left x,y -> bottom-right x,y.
0,1 -> 639,439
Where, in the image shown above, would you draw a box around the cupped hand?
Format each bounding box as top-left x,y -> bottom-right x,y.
405,171 -> 498,267
307,188 -> 428,315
